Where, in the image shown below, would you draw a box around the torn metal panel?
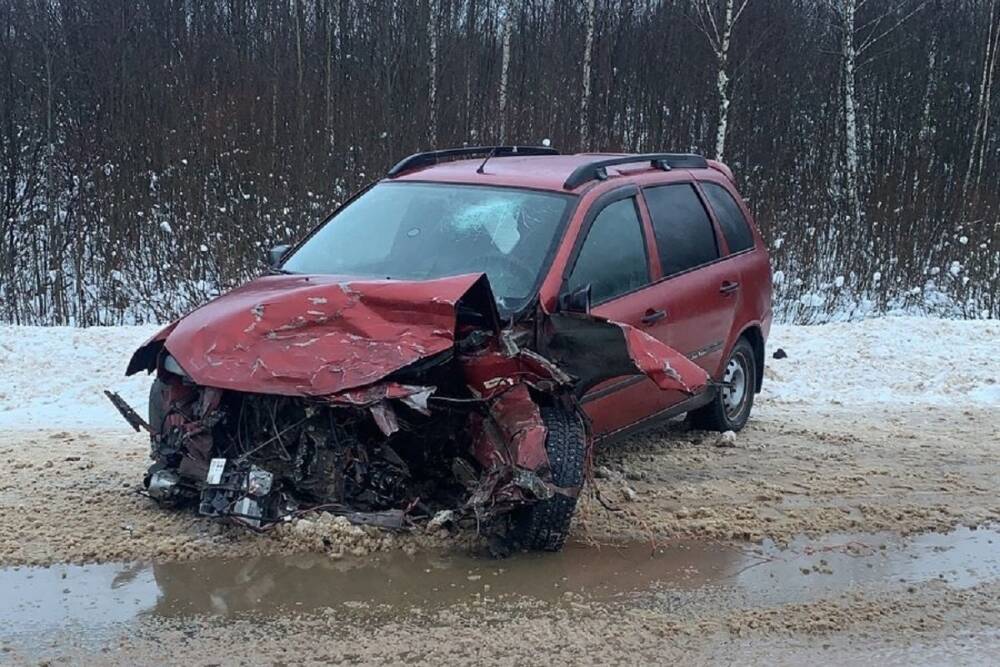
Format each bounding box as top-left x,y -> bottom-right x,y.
125,322 -> 178,376
325,381 -> 437,435
458,335 -> 572,400
617,323 -> 708,394
368,401 -> 400,436
480,384 -> 549,472
540,312 -> 709,397
462,382 -> 553,518
103,390 -> 151,433
326,382 -> 436,414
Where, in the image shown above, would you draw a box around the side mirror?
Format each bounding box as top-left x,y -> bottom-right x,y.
266,244 -> 290,269
558,284 -> 592,314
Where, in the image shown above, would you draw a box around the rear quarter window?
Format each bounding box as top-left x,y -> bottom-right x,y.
701,182 -> 755,253
643,184 -> 719,277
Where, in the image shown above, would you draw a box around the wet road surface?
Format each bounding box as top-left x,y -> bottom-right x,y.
2,526 -> 998,662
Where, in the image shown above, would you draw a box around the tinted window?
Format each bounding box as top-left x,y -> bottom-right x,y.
702,182 -> 754,253
644,184 -> 719,276
567,198 -> 649,303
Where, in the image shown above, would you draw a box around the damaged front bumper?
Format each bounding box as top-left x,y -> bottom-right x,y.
109,378 -> 557,532
109,273 -> 707,537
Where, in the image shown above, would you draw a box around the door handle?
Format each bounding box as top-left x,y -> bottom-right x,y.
720,280 -> 741,295
641,308 -> 667,325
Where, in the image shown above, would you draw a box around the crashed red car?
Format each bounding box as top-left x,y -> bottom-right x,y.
110,147 -> 772,552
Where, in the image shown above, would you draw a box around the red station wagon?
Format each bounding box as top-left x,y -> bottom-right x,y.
113,146 -> 772,552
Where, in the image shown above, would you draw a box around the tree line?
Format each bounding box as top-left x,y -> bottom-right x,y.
1,0 -> 998,325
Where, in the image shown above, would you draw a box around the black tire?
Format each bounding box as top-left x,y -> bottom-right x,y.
689,337 -> 756,432
509,406 -> 587,552
148,378 -> 169,435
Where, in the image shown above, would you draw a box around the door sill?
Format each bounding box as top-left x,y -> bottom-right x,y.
593,388 -> 716,446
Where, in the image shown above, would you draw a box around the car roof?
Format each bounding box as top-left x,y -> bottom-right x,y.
387,153 -> 727,193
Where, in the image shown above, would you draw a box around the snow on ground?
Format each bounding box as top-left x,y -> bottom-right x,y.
763,316 -> 1000,407
0,324 -> 161,429
0,316 -> 997,430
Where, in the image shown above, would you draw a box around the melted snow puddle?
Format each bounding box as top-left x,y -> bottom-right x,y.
1,526 -> 997,651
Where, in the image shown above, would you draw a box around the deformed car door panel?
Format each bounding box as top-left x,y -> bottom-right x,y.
554,188 -> 692,437
541,309 -> 709,438
574,290 -> 691,436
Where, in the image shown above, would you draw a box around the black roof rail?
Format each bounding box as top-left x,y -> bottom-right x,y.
386,145 -> 559,177
562,153 -> 708,190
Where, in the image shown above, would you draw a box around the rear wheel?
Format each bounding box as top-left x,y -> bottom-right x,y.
509,406 -> 587,552
689,337 -> 756,432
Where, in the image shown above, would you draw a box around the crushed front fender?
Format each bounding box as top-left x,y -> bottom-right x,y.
114,273 -> 710,539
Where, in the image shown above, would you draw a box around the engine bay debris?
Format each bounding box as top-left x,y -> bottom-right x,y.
109,273 -> 707,541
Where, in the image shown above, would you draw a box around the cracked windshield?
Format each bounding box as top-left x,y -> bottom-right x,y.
282,182 -> 571,312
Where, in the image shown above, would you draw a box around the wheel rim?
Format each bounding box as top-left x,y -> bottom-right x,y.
721,354 -> 749,420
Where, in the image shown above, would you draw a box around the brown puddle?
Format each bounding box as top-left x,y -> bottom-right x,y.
1,526 -> 998,647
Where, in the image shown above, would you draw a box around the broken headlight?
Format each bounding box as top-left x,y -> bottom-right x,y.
161,353 -> 190,379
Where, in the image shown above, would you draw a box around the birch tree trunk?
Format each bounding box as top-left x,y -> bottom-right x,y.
841,0 -> 862,225
44,39 -> 57,321
271,20 -> 279,148
975,22 -> 999,190
580,0 -> 596,149
463,0 -> 477,138
917,30 -> 938,146
294,0 -> 305,143
498,0 -> 513,143
714,0 -> 735,161
966,0 -> 999,193
428,0 -> 439,146
694,0 -> 751,162
911,26 -> 938,196
323,0 -> 333,141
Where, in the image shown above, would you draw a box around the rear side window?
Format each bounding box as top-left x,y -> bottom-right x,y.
567,198 -> 649,303
701,182 -> 754,253
643,184 -> 719,276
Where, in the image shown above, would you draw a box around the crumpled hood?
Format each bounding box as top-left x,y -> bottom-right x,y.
127,273 -> 499,396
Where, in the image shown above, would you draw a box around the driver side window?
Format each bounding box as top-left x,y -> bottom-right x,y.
567,197 -> 650,304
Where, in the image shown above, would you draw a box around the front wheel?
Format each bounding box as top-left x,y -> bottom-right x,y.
509,406 -> 587,552
689,337 -> 756,432
148,377 -> 169,434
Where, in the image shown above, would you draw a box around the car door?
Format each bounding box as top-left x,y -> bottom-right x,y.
637,182 -> 739,378
698,179 -> 762,332
562,188 -> 680,436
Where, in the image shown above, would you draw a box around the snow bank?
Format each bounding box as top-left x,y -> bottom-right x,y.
763,317 -> 1000,407
0,325 -> 161,429
0,317 -> 997,430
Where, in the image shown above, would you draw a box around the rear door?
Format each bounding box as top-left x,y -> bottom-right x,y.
562,188 -> 680,435
637,182 -> 739,377
697,180 -> 764,329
